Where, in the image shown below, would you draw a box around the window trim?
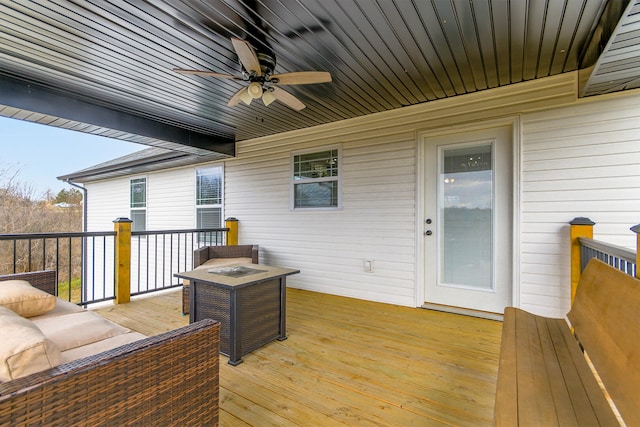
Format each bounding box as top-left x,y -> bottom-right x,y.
290,145 -> 342,211
194,164 -> 224,228
129,176 -> 147,232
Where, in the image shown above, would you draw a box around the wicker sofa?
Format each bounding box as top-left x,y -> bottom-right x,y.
0,270 -> 220,426
183,244 -> 259,314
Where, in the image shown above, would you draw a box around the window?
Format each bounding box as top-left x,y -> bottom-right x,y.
292,147 -> 341,210
130,177 -> 146,231
196,166 -> 223,243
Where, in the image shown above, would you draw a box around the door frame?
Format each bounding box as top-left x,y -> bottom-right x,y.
415,117 -> 521,310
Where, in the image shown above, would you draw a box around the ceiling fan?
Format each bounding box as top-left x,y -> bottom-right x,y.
174,37 -> 331,111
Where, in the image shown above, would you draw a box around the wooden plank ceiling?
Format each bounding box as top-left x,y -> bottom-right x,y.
0,0 -> 636,155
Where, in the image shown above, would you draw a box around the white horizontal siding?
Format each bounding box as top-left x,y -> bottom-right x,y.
145,167 -> 197,230
84,165 -> 225,293
84,72 -> 640,315
520,91 -> 640,317
86,164 -> 226,231
225,74 -> 579,307
226,132 -> 418,306
85,179 -> 130,230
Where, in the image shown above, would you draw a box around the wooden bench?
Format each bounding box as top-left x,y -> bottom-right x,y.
494,258 -> 640,426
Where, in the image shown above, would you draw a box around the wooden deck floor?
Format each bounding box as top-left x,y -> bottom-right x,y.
94,288 -> 502,426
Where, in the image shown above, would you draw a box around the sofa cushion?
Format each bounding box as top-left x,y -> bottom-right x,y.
60,331 -> 147,364
32,311 -> 131,352
0,279 -> 56,317
30,298 -> 85,320
0,306 -> 62,382
195,257 -> 252,270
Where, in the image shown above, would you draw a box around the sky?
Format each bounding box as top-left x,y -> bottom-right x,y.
0,116 -> 143,198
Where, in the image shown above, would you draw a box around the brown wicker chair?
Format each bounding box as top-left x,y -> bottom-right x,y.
193,244 -> 259,269
183,244 -> 259,315
0,270 -> 221,426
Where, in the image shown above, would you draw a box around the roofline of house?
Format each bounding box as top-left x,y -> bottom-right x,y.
57,149 -> 223,183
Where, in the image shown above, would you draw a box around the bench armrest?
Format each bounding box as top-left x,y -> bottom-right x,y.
193,246 -> 209,268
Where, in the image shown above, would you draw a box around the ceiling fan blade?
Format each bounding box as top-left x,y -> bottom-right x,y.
228,87 -> 250,106
269,71 -> 332,85
272,86 -> 305,111
231,37 -> 262,76
173,68 -> 242,80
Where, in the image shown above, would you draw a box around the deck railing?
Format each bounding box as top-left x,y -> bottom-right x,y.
0,231 -> 115,304
0,220 -> 233,305
130,228 -> 226,296
570,217 -> 639,303
578,237 -> 636,277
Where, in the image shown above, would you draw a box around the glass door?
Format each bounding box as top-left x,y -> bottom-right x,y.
424,126 -> 512,313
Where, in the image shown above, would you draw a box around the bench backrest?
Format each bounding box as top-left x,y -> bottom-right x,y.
0,270 -> 57,295
208,244 -> 258,262
568,258 -> 640,426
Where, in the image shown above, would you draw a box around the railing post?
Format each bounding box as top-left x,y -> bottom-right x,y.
631,224 -> 640,279
113,218 -> 132,304
569,217 -> 595,304
226,217 -> 238,246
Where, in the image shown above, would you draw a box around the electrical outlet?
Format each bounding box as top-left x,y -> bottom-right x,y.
363,259 -> 374,272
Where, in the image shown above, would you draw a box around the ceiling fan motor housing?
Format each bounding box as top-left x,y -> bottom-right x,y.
255,52 -> 276,80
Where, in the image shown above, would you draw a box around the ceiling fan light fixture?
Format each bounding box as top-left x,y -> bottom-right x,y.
262,90 -> 276,106
238,87 -> 253,105
247,82 -> 263,99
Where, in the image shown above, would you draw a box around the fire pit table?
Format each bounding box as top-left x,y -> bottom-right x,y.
175,264 -> 299,365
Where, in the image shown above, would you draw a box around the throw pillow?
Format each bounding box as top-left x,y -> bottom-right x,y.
0,279 -> 56,317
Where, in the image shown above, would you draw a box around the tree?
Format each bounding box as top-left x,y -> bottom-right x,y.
0,167 -> 83,274
55,188 -> 83,205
